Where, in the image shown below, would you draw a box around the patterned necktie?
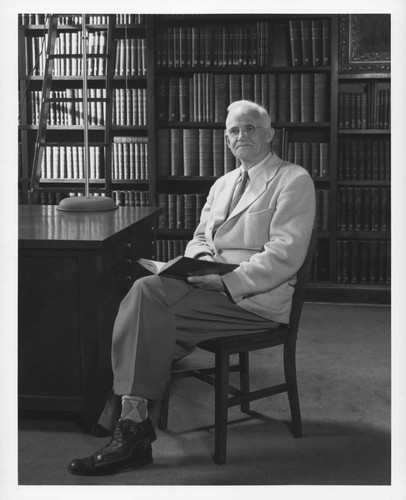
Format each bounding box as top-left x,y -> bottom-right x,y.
228,169 -> 249,216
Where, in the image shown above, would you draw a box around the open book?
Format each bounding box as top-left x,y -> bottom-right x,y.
136,256 -> 238,279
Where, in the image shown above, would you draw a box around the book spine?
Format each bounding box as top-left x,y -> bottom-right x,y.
183,128 -> 199,176
213,129 -> 225,177
300,19 -> 312,67
157,129 -> 171,176
321,19 -> 330,65
277,74 -> 289,123
311,19 -> 323,66
170,129 -> 183,176
199,129 -> 213,176
289,74 -> 301,122
300,73 -> 314,122
288,20 -> 302,66
314,73 -> 327,122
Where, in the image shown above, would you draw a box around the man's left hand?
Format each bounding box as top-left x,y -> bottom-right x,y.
187,274 -> 225,292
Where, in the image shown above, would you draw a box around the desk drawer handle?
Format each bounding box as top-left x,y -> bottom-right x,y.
125,242 -> 132,249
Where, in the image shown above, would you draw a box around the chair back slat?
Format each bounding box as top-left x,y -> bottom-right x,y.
288,226 -> 318,332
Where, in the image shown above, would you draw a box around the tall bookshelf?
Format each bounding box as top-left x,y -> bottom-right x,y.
18,13 -> 391,304
18,14 -> 153,206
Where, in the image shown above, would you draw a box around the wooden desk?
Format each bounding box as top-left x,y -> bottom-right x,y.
18,205 -> 161,421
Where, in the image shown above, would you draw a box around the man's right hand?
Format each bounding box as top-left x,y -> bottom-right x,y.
198,254 -> 215,262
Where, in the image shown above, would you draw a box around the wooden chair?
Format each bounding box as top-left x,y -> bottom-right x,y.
158,227 -> 318,464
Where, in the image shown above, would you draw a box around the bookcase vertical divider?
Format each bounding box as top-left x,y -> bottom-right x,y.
146,15 -> 157,206
103,14 -> 115,197
329,16 -> 339,283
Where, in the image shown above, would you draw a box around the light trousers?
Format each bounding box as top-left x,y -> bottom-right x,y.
112,275 -> 279,400
98,275 -> 280,429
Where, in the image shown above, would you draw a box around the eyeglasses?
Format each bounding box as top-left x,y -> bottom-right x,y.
226,125 -> 265,138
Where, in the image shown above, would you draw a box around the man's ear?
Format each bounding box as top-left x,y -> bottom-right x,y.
266,127 -> 275,143
224,133 -> 231,149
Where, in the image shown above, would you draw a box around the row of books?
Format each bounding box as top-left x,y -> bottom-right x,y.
157,128 -> 238,177
53,30 -> 108,55
112,88 -> 147,126
337,140 -> 391,181
27,89 -> 107,126
114,39 -> 147,76
308,240 -> 329,282
24,36 -> 109,76
112,190 -> 150,206
337,187 -> 390,232
158,193 -> 206,230
18,13 -> 145,26
158,73 -> 328,124
288,19 -> 330,67
40,146 -> 105,180
112,137 -> 149,180
315,190 -> 330,232
30,191 -> 69,205
156,22 -> 275,68
338,89 -> 390,130
25,35 -> 146,77
156,127 -> 331,178
156,239 -> 189,263
19,14 -> 145,26
285,141 -> 330,178
336,240 -> 390,285
26,87 -> 147,127
158,188 -> 329,232
115,15 -> 145,25
51,57 -> 107,77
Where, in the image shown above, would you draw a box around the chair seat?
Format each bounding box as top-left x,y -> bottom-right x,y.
198,325 -> 290,353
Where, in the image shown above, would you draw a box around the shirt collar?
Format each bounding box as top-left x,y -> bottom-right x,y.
240,152 -> 273,182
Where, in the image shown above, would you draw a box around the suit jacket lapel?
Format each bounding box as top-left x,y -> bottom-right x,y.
211,167 -> 241,231
227,153 -> 283,219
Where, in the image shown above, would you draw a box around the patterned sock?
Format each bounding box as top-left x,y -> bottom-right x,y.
121,395 -> 149,423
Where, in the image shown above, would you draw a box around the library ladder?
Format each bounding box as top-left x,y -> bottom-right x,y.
29,14 -> 114,204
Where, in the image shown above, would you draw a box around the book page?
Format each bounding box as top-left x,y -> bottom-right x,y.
137,258 -> 166,274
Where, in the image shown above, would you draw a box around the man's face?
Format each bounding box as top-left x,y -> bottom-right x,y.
225,108 -> 274,167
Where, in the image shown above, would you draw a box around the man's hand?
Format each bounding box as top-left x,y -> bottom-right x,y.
197,254 -> 215,262
187,274 -> 225,292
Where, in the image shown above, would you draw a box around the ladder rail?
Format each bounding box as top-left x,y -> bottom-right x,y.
29,14 -> 59,204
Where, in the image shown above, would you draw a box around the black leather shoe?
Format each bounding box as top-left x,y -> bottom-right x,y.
68,418 -> 157,476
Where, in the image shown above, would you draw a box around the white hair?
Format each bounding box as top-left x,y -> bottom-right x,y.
226,100 -> 272,128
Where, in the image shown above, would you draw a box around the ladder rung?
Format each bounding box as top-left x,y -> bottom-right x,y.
39,179 -> 106,184
44,98 -> 109,103
49,54 -> 110,59
33,125 -> 107,130
35,185 -> 108,191
36,142 -> 109,147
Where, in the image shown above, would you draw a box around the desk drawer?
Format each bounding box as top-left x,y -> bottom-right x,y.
104,225 -> 156,290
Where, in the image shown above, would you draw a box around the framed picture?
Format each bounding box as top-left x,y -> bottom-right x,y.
339,14 -> 390,73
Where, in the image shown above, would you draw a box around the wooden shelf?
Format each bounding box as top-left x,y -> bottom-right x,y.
338,129 -> 390,135
338,73 -> 390,80
337,231 -> 390,240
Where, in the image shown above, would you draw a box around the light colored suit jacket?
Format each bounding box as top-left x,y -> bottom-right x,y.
185,153 -> 316,323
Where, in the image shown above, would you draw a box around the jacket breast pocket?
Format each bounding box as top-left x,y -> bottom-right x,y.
243,207 -> 275,248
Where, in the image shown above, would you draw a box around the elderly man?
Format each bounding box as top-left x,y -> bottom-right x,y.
68,100 -> 316,475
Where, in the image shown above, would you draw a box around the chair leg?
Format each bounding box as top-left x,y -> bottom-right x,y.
239,352 -> 250,413
284,339 -> 302,438
213,350 -> 230,464
157,384 -> 170,430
